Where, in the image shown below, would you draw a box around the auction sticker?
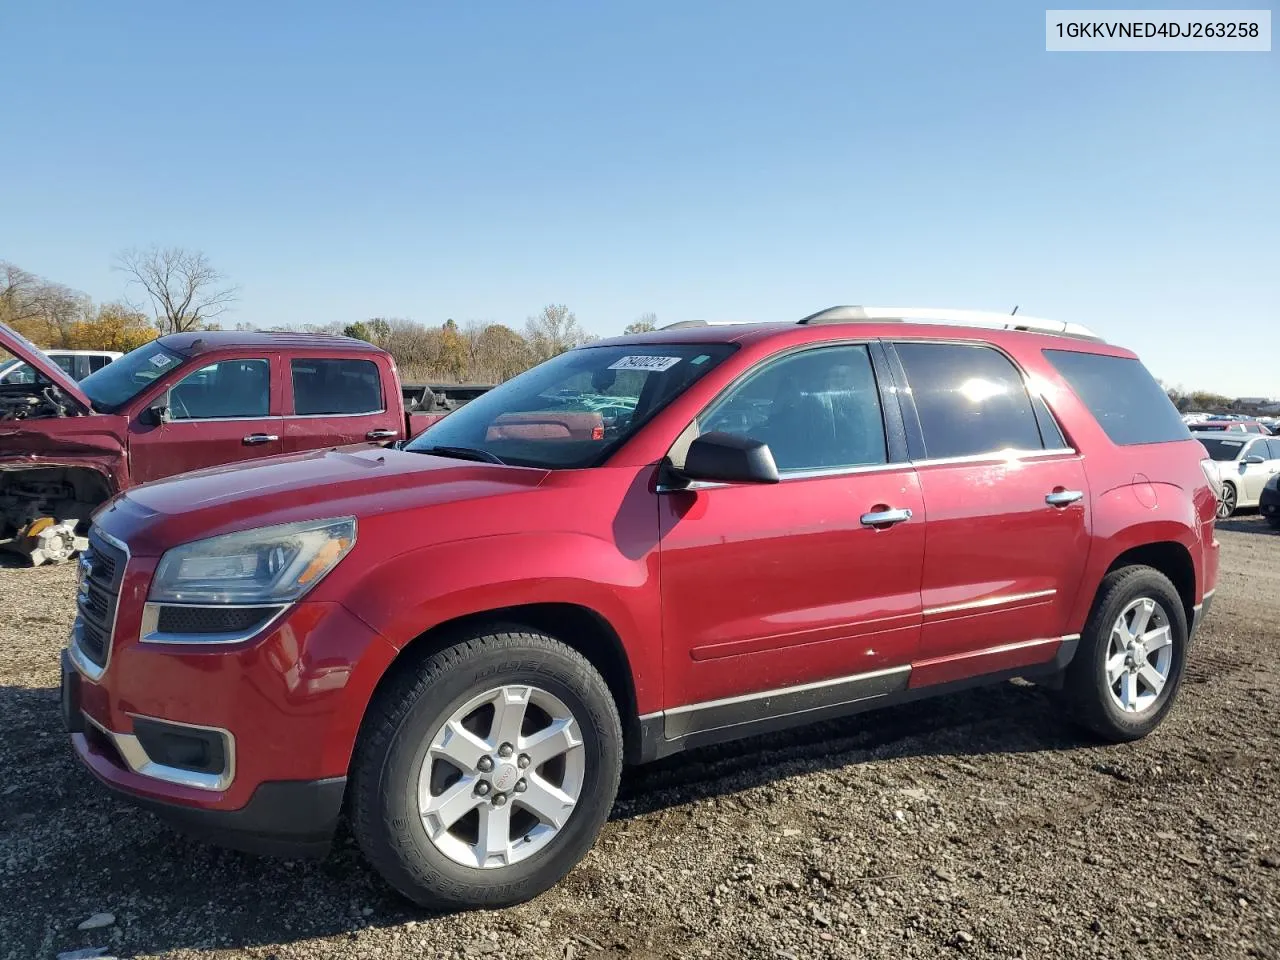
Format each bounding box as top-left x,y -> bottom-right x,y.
608,355 -> 682,372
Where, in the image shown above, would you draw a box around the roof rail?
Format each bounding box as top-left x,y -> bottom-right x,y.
659,319 -> 760,330
796,305 -> 1102,342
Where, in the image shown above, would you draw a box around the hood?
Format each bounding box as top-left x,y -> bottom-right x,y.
0,322 -> 93,412
94,445 -> 549,555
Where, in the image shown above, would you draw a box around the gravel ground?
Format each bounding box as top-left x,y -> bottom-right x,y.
2,517 -> 1278,960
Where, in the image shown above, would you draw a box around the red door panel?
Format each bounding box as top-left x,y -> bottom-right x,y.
128,356 -> 282,483
658,468 -> 926,711
283,355 -> 401,452
912,453 -> 1090,684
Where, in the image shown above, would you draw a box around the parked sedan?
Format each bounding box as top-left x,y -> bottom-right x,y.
1196,433 -> 1280,518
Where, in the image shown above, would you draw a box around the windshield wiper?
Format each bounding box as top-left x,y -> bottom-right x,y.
411,444 -> 507,466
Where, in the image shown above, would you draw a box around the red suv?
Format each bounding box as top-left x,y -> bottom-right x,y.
61,306 -> 1219,909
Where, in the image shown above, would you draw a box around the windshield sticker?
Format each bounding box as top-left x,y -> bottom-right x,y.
149,354 -> 175,369
608,355 -> 682,372
691,354 -> 710,365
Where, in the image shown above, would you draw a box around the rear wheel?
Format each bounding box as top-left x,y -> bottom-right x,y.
1061,565 -> 1187,742
1216,482 -> 1237,520
351,629 -> 623,908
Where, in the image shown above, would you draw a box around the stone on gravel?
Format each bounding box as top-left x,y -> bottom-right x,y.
76,913 -> 116,931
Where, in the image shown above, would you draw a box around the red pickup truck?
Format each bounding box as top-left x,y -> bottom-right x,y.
0,324 -> 482,563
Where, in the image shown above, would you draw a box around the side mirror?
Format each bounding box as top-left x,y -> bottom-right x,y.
144,401 -> 171,426
681,432 -> 780,485
1243,455 -> 1266,465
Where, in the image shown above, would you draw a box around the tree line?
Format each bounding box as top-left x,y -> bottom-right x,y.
1,249 -> 660,384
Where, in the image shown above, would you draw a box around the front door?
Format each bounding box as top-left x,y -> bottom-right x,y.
283,355 -> 402,451
129,356 -> 283,483
658,343 -> 925,740
1239,437 -> 1280,501
888,340 -> 1090,686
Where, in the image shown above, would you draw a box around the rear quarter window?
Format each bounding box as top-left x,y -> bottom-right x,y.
1043,350 -> 1190,446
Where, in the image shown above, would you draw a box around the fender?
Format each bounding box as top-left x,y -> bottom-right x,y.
332,530 -> 663,714
1068,481 -> 1202,631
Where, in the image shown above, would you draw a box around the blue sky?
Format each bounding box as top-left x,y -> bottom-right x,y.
2,1 -> 1275,394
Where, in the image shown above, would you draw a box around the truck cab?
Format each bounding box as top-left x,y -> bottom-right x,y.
0,326 -> 456,563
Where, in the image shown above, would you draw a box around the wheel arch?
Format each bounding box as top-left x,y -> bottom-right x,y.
1101,541 -> 1197,632
357,601 -> 644,764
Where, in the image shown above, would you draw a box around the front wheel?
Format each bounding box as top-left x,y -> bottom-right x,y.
1216,482 -> 1237,520
351,630 -> 623,909
1061,565 -> 1188,742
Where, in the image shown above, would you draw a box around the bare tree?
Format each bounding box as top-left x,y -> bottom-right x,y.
624,312 -> 658,335
1,262 -> 90,346
114,246 -> 239,333
525,304 -> 587,362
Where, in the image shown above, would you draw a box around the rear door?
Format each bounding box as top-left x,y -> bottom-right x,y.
283,355 -> 403,451
128,355 -> 283,482
887,340 -> 1090,686
658,342 -> 926,734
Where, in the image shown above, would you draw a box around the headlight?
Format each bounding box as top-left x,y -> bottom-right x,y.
149,517 -> 356,605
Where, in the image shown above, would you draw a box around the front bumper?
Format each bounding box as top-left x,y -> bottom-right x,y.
63,598 -> 398,856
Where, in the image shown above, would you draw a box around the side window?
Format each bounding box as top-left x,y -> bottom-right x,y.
168,359 -> 271,420
88,354 -> 112,373
895,342 -> 1044,459
53,355 -> 76,376
1269,439 -> 1280,459
695,345 -> 888,472
291,358 -> 384,415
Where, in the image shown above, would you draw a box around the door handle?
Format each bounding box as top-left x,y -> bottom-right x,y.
243,433 -> 279,445
366,429 -> 398,440
1045,489 -> 1084,507
860,507 -> 912,527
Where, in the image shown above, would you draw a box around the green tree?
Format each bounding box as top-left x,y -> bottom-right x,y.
343,321 -> 372,342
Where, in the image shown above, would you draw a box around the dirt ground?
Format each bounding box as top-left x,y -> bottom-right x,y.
2,517 -> 1278,960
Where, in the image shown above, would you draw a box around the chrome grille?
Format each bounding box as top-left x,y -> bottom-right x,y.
74,530 -> 127,668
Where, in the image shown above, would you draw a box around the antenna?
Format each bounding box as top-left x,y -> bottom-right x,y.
1010,305 -> 1019,316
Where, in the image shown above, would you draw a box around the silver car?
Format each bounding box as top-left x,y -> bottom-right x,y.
1196,433 -> 1280,519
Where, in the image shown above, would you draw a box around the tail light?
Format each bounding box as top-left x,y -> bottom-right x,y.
1200,458 -> 1223,499
591,425 -> 605,441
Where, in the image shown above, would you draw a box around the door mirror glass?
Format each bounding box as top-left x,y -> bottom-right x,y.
681,432 -> 779,485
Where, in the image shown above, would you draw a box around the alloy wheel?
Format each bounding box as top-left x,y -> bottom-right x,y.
417,684 -> 585,869
1104,597 -> 1173,714
1217,484 -> 1236,520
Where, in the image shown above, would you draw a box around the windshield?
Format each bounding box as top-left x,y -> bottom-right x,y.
1198,437 -> 1247,461
406,343 -> 735,468
80,341 -> 184,412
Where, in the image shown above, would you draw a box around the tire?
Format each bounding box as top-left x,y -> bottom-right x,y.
1061,565 -> 1188,743
1217,482 -> 1237,520
351,629 -> 623,909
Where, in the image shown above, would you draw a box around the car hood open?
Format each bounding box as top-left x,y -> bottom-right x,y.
0,321 -> 94,412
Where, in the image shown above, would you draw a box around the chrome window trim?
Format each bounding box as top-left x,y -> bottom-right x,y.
656,448 -> 1079,492
84,712 -> 235,792
139,601 -> 291,645
165,414 -> 285,424
287,409 -> 387,419
911,447 -> 1077,468
923,588 -> 1057,618
70,528 -> 131,684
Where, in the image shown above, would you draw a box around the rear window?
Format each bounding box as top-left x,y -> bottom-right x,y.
1197,437 -> 1246,461
1043,350 -> 1190,446
291,358 -> 384,415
